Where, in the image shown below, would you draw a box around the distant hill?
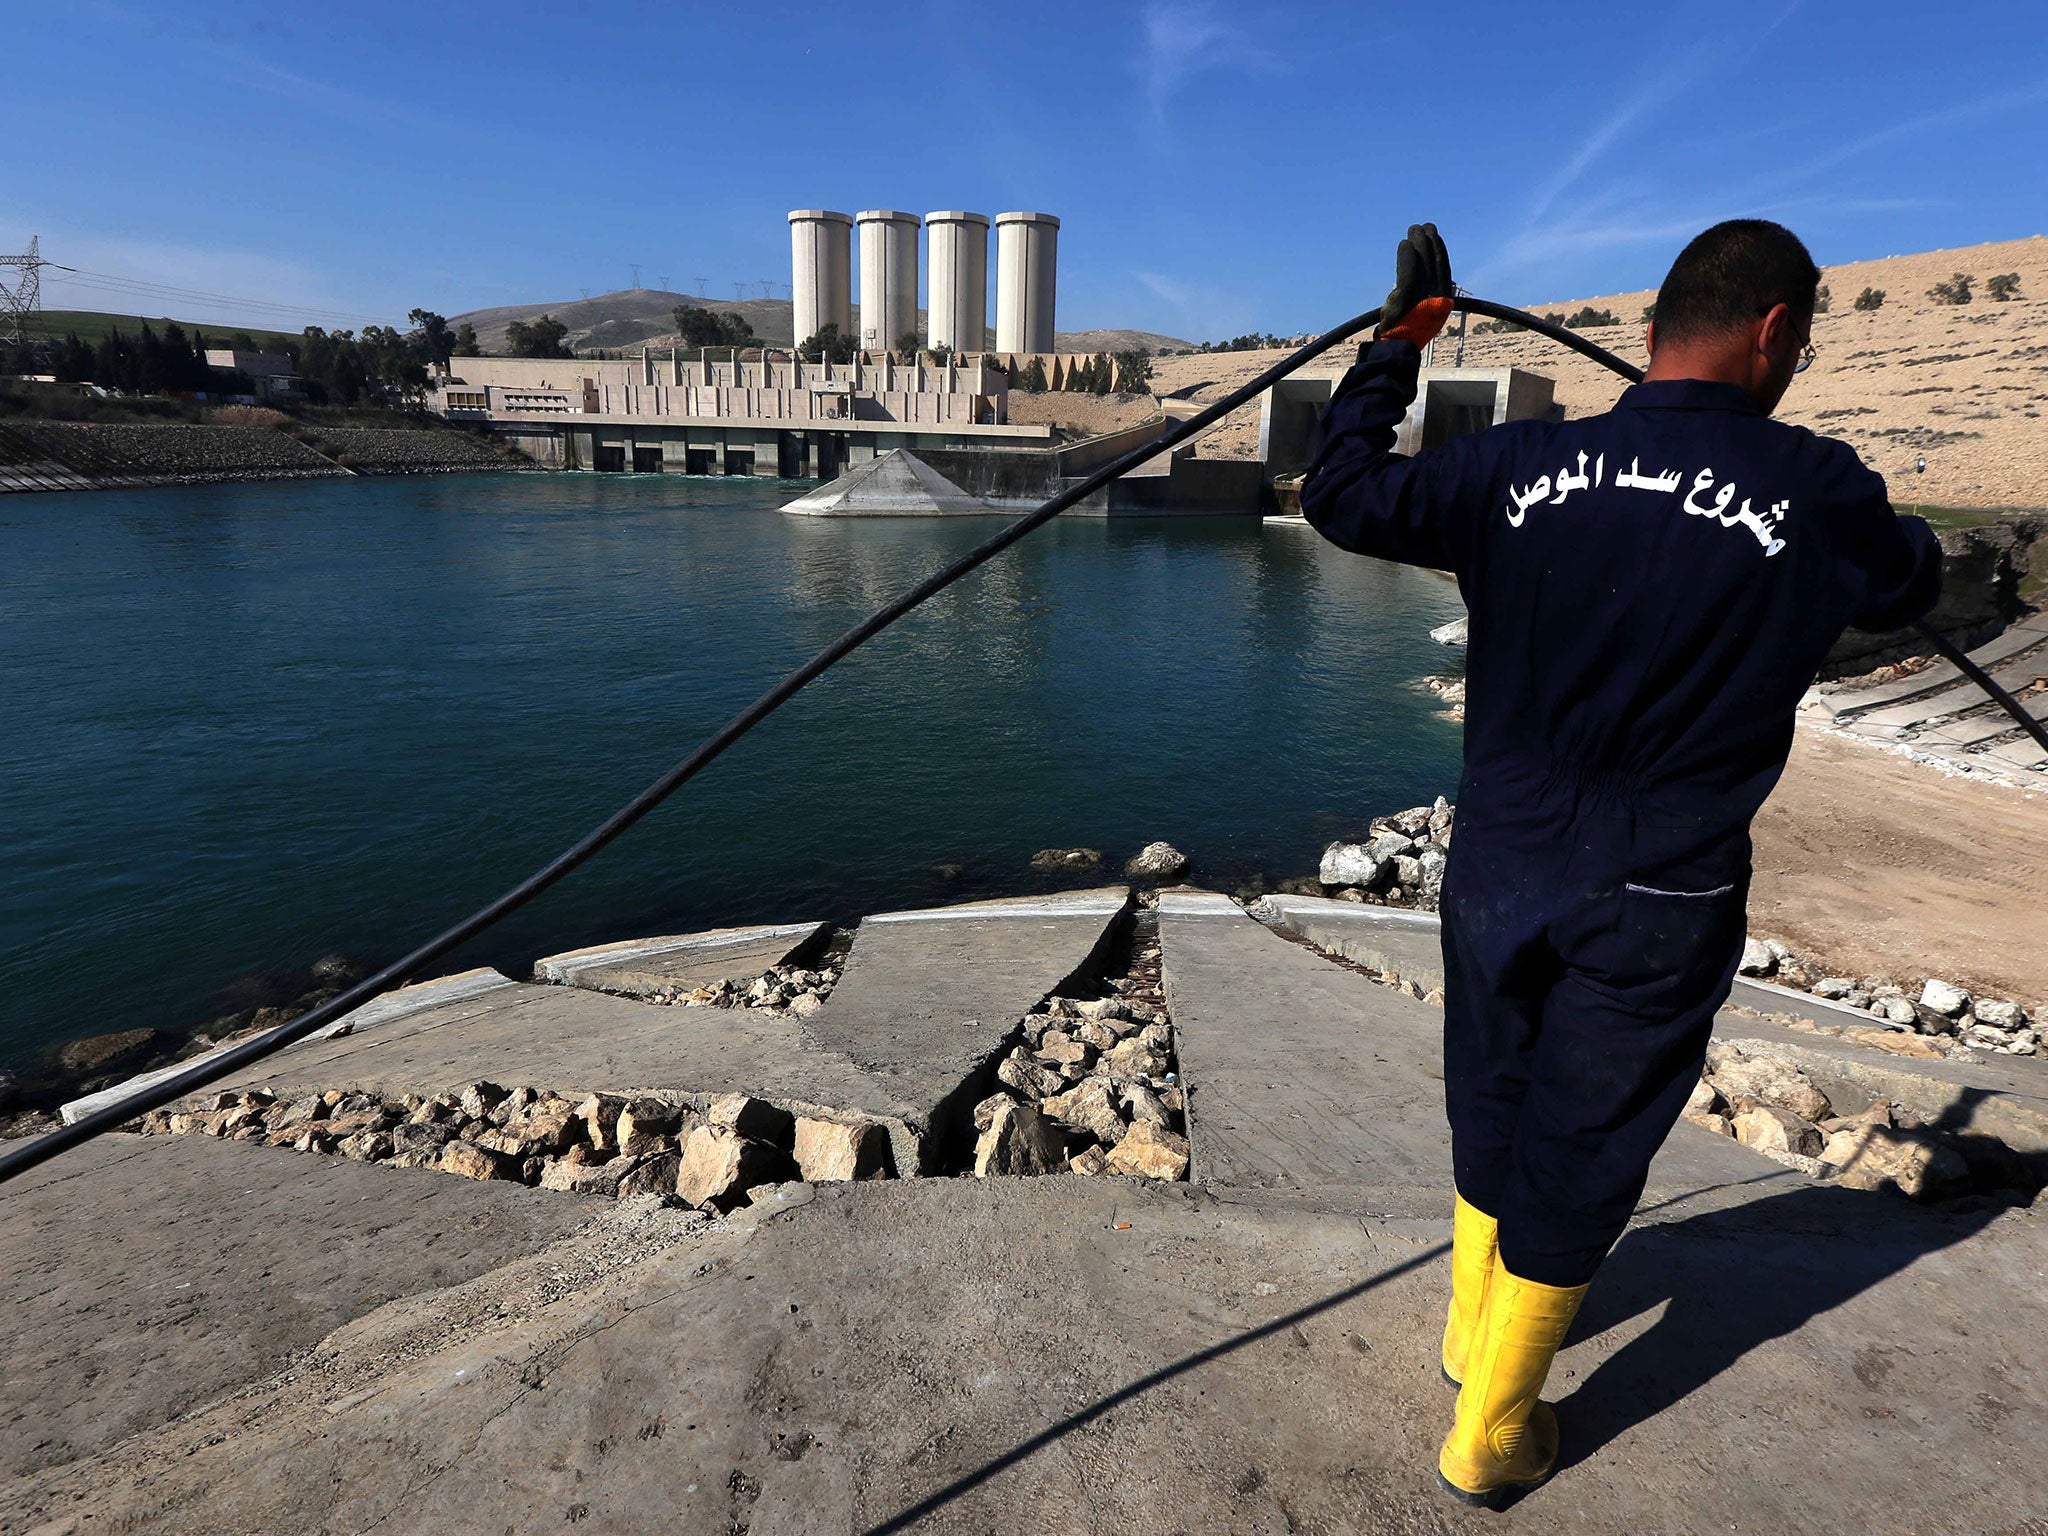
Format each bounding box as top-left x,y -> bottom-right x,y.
448,289 -> 1191,356
21,309 -> 304,351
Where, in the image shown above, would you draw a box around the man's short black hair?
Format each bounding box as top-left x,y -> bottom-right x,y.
1653,219 -> 1821,344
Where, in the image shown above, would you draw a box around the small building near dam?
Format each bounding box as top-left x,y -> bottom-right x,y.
428,352 -> 1054,478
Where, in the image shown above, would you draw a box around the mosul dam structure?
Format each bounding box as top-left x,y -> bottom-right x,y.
432,206 -> 1072,479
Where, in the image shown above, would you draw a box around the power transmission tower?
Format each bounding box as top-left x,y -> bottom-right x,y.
732,283 -> 746,301
659,275 -> 671,292
695,277 -> 709,297
630,263 -> 642,289
579,287 -> 591,300
0,235 -> 48,348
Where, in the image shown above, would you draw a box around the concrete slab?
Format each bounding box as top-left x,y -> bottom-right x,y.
1157,890 -> 1454,1209
0,1129 -> 599,1480
1251,893 -> 2018,1060
1821,615 -> 2048,719
1252,892 -> 1447,989
10,1173 -> 2040,1534
58,966 -> 520,1124
533,920 -> 828,998
798,887 -> 1130,1143
1162,892 -> 1803,1221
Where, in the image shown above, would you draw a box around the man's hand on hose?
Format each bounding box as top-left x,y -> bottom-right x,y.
1376,222 -> 1454,347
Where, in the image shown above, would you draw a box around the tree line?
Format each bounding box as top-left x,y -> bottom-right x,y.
3,309 -> 473,407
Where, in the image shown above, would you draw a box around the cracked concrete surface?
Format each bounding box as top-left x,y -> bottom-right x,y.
3,1173 -> 2041,1534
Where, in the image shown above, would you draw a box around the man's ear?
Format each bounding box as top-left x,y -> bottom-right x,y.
1644,320 -> 1658,356
1756,302 -> 1793,359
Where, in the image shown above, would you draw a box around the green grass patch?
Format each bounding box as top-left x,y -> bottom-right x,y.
1896,504 -> 2033,531
21,309 -> 303,350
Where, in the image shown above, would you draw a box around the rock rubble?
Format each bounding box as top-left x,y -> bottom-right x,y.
1687,1042 -> 1983,1199
603,961 -> 842,1016
136,1081 -> 894,1212
969,926 -> 1190,1183
1737,936 -> 2038,1056
1294,796 -> 1455,911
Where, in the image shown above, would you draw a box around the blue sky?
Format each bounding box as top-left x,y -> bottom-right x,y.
12,1 -> 2048,342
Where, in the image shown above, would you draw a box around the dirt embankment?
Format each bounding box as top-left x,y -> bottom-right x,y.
1003,390 -> 1161,440
1750,727 -> 2048,1007
1146,235 -> 2048,508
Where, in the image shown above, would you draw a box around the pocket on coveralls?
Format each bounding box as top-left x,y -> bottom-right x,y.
1598,873 -> 1747,1010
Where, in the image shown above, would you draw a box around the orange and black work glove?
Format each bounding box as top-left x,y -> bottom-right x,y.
1376,222 -> 1454,346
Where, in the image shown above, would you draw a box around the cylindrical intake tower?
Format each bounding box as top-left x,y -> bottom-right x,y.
788,210 -> 853,349
856,210 -> 921,354
994,211 -> 1060,354
925,211 -> 989,353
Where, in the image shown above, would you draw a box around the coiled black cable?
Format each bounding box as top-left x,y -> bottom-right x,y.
3,296 -> 2038,1186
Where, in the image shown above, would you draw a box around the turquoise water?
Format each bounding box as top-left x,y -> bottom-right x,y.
0,472 -> 1465,1066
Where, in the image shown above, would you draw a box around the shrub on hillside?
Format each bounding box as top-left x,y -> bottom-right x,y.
1563,306 -> 1621,329
1854,286 -> 1886,312
1813,283 -> 1832,314
1927,273 -> 1974,306
1987,272 -> 2023,302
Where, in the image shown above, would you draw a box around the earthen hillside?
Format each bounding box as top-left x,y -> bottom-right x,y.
1147,235 -> 2048,509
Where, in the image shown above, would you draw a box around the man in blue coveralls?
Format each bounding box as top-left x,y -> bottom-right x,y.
1300,220 -> 1943,1507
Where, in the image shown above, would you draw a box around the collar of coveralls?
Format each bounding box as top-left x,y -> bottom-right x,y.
1614,377 -> 1767,415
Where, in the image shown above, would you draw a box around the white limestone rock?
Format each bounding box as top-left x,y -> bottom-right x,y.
1919,978 -> 1970,1017
1737,938 -> 1776,976
1125,842 -> 1189,879
1319,841 -> 1381,889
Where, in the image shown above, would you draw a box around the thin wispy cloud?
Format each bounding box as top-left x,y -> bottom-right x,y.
1136,269 -> 1249,339
1134,1 -> 1268,125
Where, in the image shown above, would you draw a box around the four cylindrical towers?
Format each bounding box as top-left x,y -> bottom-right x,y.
995,211 -> 1059,355
790,205 -> 1056,355
924,211 -> 990,353
856,210 -> 921,354
787,210 -> 853,348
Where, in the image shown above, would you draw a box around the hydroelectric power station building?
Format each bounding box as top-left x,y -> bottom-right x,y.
430,206 -> 1075,478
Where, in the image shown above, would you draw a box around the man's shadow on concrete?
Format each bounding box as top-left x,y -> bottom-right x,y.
863,1094 -> 2029,1532
1554,1173 -> 2018,1472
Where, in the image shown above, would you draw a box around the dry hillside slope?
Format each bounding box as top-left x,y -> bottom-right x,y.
451,290 -> 1190,358
1148,234 -> 2048,506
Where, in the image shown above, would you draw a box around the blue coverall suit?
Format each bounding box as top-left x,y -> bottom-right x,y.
1301,337 -> 1944,1287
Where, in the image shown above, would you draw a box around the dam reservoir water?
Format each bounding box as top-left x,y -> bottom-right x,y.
1,472 -> 1466,1067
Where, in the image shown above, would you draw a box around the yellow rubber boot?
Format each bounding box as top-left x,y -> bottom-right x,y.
1440,1194 -> 1498,1388
1437,1264 -> 1588,1509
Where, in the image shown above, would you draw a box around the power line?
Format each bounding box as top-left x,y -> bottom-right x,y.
0,235 -> 46,347
41,265 -> 397,328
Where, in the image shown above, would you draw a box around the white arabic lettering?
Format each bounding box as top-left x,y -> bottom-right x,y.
1505,474 -> 1550,526
1615,456 -> 1682,492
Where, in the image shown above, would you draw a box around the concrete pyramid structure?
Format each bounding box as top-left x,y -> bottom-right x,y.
781,448 -> 993,516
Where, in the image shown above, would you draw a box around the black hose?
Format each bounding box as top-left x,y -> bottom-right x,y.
5,294 -> 2036,1185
